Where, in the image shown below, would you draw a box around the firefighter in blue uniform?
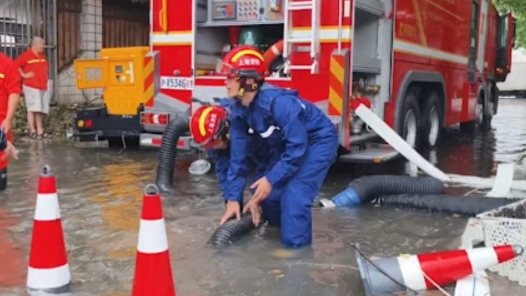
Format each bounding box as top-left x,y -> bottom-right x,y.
215,45 -> 339,248
190,99 -> 282,226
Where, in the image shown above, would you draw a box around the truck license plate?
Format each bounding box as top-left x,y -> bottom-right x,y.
160,76 -> 194,90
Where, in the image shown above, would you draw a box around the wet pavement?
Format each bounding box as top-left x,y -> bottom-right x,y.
1,99 -> 526,295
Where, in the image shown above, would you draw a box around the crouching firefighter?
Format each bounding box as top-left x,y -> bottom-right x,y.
216,45 -> 339,248
189,98 -> 283,226
0,52 -> 22,190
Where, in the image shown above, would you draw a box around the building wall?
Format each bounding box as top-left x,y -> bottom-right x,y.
56,0 -> 149,105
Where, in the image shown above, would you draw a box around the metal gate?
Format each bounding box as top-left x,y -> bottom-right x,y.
0,0 -> 57,100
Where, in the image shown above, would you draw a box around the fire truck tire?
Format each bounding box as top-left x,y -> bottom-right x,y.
420,92 -> 443,148
398,90 -> 420,149
155,117 -> 190,193
492,84 -> 499,115
461,94 -> 491,132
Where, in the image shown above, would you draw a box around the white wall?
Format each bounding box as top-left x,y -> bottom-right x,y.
497,49 -> 526,92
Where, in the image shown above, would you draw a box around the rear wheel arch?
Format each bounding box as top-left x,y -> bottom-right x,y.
394,71 -> 446,135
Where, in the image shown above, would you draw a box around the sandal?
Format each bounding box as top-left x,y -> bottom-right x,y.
37,133 -> 48,139
30,132 -> 37,139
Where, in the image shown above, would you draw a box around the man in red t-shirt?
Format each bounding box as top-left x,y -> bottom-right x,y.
0,52 -> 22,190
15,37 -> 50,139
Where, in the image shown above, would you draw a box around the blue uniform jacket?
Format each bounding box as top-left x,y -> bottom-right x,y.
208,99 -> 269,202
224,83 -> 337,201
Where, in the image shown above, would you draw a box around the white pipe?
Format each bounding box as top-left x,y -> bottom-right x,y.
448,174 -> 526,192
485,163 -> 514,197
354,104 -> 526,192
354,104 -> 450,181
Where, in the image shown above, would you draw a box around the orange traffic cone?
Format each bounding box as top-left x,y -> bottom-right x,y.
356,244 -> 523,295
27,165 -> 71,295
132,184 -> 175,296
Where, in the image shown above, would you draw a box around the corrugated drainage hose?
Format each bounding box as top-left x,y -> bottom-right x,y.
325,175 -> 444,207
155,117 -> 189,193
374,194 -> 519,217
209,213 -> 258,247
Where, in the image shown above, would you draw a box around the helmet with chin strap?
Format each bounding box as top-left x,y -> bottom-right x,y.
216,45 -> 268,98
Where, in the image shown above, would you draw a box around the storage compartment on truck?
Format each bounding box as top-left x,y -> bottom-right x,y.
195,0 -> 286,77
352,7 -> 383,75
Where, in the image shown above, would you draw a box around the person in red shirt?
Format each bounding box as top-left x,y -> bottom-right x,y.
15,37 -> 50,139
0,52 -> 22,190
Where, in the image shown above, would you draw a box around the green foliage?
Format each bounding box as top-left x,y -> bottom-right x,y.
494,0 -> 525,48
14,100 -> 80,137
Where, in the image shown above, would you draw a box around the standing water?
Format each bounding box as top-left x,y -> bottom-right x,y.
1,99 -> 525,295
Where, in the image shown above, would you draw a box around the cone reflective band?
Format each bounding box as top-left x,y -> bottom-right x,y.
356,244 -> 523,295
27,165 -> 71,295
132,184 -> 175,296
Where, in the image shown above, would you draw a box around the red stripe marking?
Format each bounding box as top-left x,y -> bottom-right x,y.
417,249 -> 473,288
144,57 -> 154,107
328,101 -> 339,116
37,176 -> 57,194
28,220 -> 68,268
328,71 -> 344,96
144,72 -> 154,92
151,139 -> 185,147
328,70 -> 344,116
494,245 -> 517,263
132,251 -> 175,296
144,57 -> 151,66
141,194 -> 164,220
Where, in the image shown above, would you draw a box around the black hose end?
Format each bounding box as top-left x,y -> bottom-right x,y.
157,182 -> 176,194
208,212 -> 256,247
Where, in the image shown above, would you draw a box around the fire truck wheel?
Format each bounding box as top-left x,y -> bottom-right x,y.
398,91 -> 420,149
420,92 -> 443,148
492,84 -> 499,115
460,97 -> 490,132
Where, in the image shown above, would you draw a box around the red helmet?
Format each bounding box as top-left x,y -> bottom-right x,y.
216,45 -> 268,80
190,105 -> 229,148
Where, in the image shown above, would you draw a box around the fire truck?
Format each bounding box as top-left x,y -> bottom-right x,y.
73,0 -> 515,163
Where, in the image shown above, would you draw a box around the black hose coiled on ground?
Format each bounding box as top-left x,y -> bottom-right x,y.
209,213 -> 257,246
330,175 -> 444,207
374,194 -> 520,217
155,117 -> 190,193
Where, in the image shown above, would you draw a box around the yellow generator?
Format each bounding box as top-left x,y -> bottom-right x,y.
73,46 -> 153,147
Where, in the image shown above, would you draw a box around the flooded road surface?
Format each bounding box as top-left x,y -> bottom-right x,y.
1,99 -> 526,295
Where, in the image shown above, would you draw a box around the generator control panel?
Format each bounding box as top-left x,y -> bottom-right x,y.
109,61 -> 133,84
209,0 -> 283,24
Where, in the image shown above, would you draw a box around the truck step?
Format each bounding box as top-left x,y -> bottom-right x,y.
349,131 -> 379,145
339,144 -> 400,163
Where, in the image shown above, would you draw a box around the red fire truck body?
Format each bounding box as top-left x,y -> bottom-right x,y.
138,0 -> 514,163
